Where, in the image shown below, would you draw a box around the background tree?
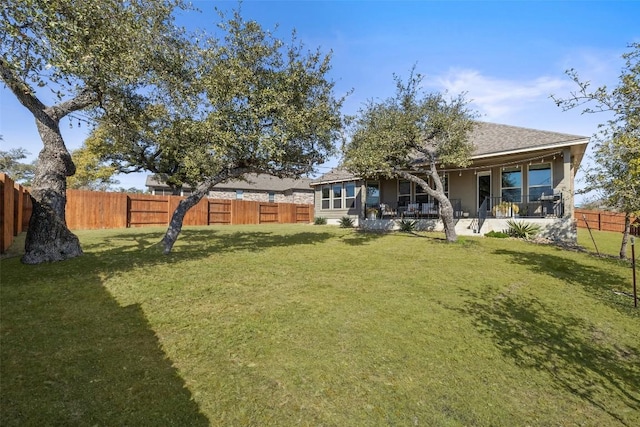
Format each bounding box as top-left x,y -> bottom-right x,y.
89,10 -> 345,254
67,143 -> 119,191
0,147 -> 36,186
1,0 -> 192,263
552,42 -> 640,259
343,70 -> 477,242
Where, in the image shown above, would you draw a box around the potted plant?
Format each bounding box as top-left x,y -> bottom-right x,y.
366,207 -> 379,220
492,201 -> 519,218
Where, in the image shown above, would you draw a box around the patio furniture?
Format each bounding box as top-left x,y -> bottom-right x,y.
379,203 -> 397,218
403,203 -> 420,218
420,202 -> 438,217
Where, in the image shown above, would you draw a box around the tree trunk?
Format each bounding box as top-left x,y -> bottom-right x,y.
437,196 -> 457,242
620,212 -> 631,259
397,167 -> 458,242
22,117 -> 82,264
161,187 -> 207,254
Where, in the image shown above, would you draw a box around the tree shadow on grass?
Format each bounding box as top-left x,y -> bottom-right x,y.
492,248 -> 637,313
79,227 -> 336,272
450,286 -> 640,426
0,267 -> 210,426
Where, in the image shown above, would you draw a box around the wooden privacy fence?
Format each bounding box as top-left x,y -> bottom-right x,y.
0,173 -> 32,253
574,208 -> 639,235
1,176 -> 313,253
65,190 -> 313,229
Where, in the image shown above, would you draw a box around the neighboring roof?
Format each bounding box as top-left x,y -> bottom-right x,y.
311,121 -> 590,186
146,173 -> 313,192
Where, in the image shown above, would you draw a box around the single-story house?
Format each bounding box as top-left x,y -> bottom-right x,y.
310,122 -> 589,241
146,173 -> 314,204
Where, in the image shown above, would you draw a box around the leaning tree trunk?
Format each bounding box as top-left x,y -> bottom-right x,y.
437,196 -> 458,242
22,117 -> 82,264
161,183 -> 211,254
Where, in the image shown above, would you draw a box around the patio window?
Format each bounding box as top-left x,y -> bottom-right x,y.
501,167 -> 522,202
321,185 -> 330,209
345,182 -> 356,209
365,182 -> 380,208
332,184 -> 343,209
415,178 -> 429,204
528,163 -> 552,201
398,180 -> 411,205
321,181 -> 358,210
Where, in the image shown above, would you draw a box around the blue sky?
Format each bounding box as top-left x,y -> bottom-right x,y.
1,0 -> 639,197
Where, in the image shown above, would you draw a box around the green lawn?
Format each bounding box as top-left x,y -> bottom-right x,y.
577,226 -> 637,259
1,225 -> 638,426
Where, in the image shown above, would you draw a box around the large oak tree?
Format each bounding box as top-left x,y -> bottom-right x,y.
343,70 -> 477,242
1,0 -> 192,263
89,10 -> 345,254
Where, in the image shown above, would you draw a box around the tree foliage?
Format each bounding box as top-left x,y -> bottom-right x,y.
67,143 -> 119,191
552,42 -> 640,259
343,69 -> 477,242
0,147 -> 36,186
89,9 -> 345,253
1,0 -> 192,263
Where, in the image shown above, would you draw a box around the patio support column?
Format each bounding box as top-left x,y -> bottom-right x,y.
563,148 -> 573,218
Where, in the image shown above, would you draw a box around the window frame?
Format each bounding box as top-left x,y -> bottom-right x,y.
320,181 -> 358,210
501,166 -> 522,203
528,162 -> 553,201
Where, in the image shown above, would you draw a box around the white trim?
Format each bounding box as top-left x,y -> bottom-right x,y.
470,138 -> 589,161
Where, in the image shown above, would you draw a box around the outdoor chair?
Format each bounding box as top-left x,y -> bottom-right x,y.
404,203 -> 420,218
379,203 -> 396,218
420,203 -> 438,217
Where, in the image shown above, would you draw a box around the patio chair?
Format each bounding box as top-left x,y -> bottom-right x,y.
420,203 -> 438,217
379,203 -> 396,218
404,203 -> 420,218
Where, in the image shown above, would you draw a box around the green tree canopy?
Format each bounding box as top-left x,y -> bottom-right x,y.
343,69 -> 477,242
0,147 -> 36,186
88,9 -> 345,253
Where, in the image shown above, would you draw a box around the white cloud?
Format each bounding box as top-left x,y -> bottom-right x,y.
432,68 -> 572,122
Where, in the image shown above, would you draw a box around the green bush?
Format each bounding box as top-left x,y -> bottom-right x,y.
485,230 -> 510,238
339,216 -> 355,228
314,216 -> 327,225
506,220 -> 541,239
399,219 -> 417,232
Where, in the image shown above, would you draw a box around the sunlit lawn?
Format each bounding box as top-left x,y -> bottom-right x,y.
1,225 -> 638,426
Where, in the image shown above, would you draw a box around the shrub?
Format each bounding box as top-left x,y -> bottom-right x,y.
506,220 -> 541,239
314,216 -> 327,225
399,219 -> 417,233
485,230 -> 510,238
339,216 -> 355,228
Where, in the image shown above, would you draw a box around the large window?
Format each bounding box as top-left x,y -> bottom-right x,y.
321,186 -> 331,209
365,182 -> 379,209
398,180 -> 411,205
321,181 -> 358,210
528,163 -> 552,201
345,182 -> 356,209
415,179 -> 429,204
501,167 -> 522,202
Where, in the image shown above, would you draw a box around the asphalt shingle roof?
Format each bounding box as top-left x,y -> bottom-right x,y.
311,122 -> 589,185
146,173 -> 313,192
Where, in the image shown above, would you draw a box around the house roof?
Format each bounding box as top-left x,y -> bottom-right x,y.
311,121 -> 590,185
470,122 -> 588,158
146,173 -> 313,192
